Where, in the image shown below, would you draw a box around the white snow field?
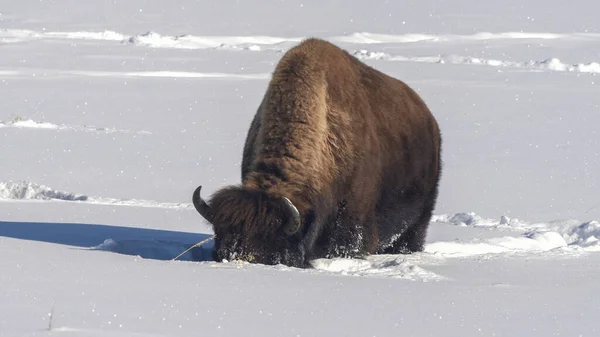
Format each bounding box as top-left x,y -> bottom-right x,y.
1,0 -> 600,336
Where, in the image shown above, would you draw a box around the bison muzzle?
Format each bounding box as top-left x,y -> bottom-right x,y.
193,38 -> 442,268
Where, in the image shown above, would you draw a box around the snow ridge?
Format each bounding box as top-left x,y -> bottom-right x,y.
125,31 -> 294,51
0,118 -> 152,134
3,28 -> 599,75
4,28 -> 599,47
352,50 -> 600,74
68,70 -> 270,80
0,180 -> 88,201
0,70 -> 270,80
332,31 -> 596,44
0,180 -> 190,209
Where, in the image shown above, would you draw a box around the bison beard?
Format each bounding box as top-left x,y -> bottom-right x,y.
192,38 -> 442,268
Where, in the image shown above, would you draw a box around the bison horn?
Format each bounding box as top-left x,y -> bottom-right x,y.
192,185 -> 213,223
281,196 -> 301,236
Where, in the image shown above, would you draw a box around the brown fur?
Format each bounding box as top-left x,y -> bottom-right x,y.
194,38 -> 442,268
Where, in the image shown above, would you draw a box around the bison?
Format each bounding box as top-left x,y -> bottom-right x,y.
192,38 -> 442,268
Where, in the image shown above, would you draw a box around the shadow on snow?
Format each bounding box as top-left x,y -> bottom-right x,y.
0,221 -> 214,262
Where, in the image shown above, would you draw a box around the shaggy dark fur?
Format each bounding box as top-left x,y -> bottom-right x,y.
193,38 -> 442,268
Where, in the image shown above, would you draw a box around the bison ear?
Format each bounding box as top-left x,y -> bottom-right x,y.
281,196 -> 302,236
192,185 -> 214,223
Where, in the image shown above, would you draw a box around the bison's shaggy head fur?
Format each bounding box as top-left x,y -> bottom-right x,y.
194,186 -> 306,267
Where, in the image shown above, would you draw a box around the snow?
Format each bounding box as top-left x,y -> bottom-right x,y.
0,118 -> 152,134
1,0 -> 600,336
353,50 -> 600,74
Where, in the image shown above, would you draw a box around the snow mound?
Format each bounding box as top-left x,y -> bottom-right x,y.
352,50 -> 600,74
312,255 -> 444,281
0,181 -> 88,201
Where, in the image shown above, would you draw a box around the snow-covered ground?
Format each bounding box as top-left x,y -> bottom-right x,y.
1,1 -> 599,336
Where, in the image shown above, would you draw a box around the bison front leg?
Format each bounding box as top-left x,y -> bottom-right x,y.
380,209 -> 431,254
321,201 -> 375,259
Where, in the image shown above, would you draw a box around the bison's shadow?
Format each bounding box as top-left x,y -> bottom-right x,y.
0,221 -> 214,262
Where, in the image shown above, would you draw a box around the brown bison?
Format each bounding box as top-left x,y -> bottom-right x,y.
192,38 -> 442,268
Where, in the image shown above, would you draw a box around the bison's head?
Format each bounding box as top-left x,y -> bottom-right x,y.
192,185 -> 307,267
